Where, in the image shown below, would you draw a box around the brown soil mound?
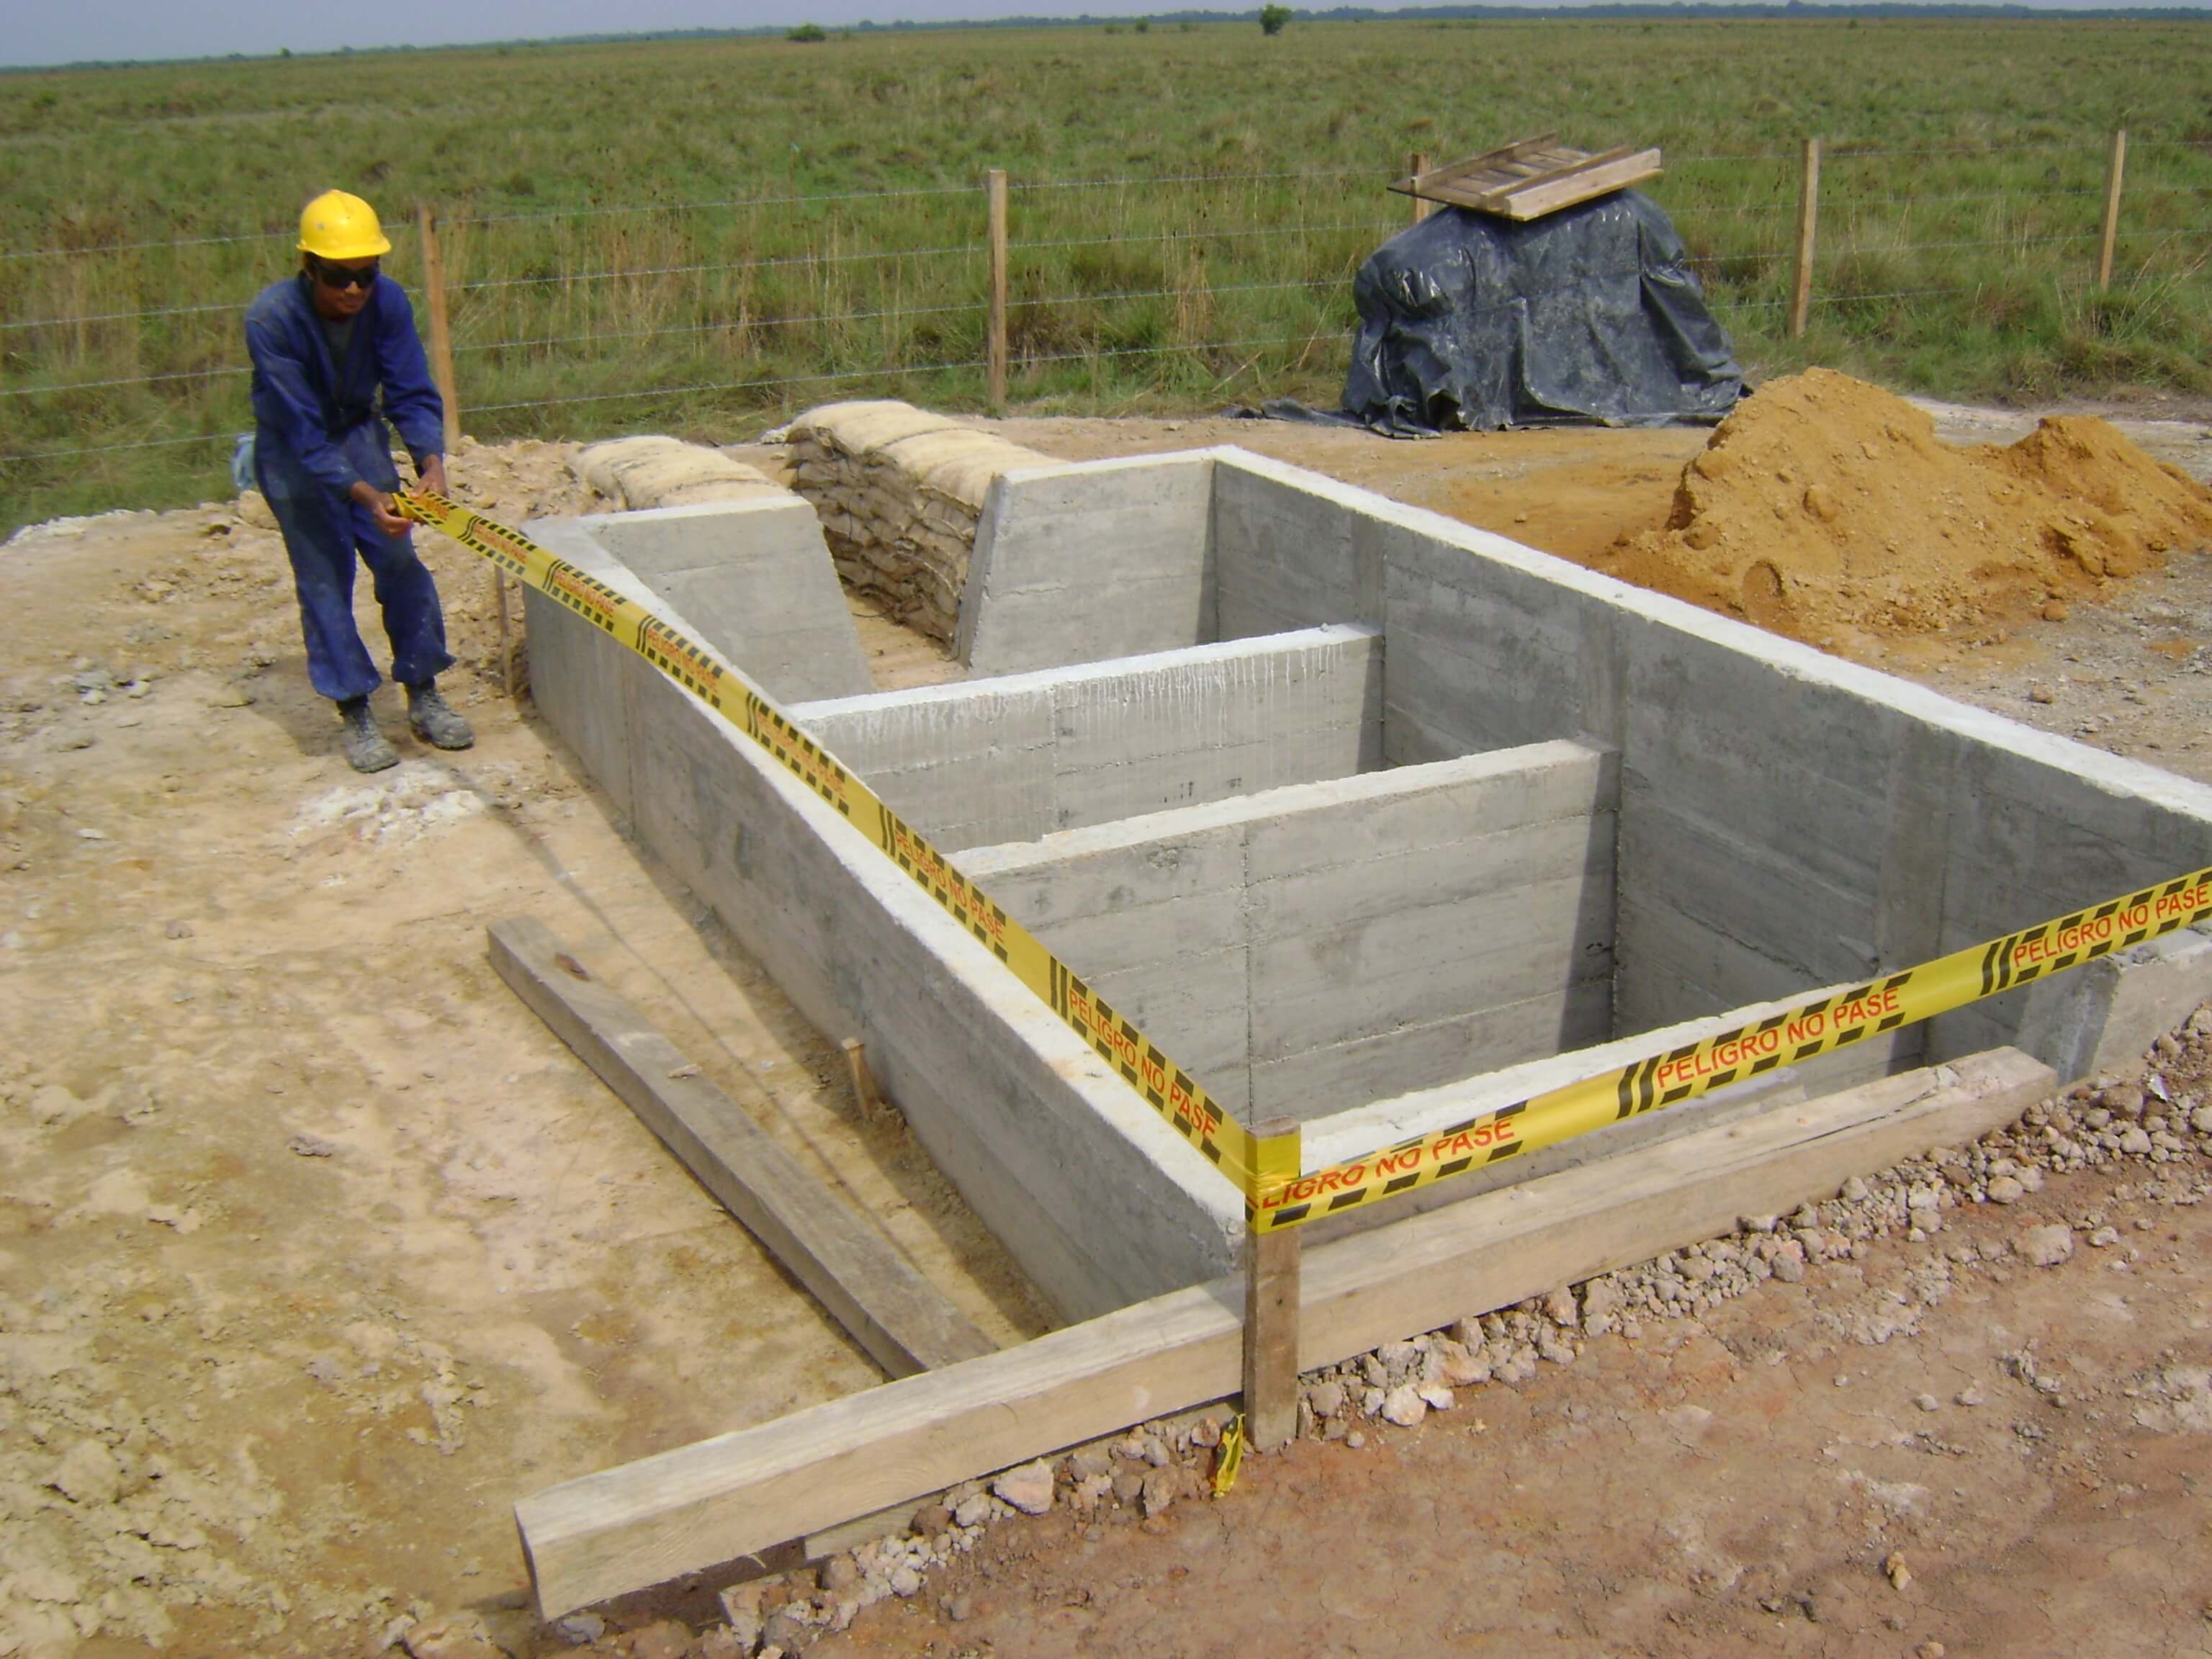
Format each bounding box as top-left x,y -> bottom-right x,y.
1598,367 -> 2212,642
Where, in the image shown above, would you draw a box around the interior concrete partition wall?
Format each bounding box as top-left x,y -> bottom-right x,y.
957,451 -> 1216,675
951,740 -> 1618,1123
786,626 -> 1382,853
533,496 -> 872,704
523,443 -> 2212,1317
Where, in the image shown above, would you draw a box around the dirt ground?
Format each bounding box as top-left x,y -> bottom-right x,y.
4,397 -> 2211,1659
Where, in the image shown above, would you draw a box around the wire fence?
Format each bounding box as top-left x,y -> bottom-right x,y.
2,132 -> 2207,518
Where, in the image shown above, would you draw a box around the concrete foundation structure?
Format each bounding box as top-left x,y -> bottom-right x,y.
525,445 -> 2212,1323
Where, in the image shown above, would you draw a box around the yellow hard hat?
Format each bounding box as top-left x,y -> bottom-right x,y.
297,190 -> 392,261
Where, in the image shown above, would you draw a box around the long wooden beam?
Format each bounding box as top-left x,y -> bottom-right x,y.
516,1047 -> 2052,1616
489,918 -> 996,1378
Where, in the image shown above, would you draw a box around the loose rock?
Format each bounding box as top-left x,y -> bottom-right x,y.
2020,1223 -> 2074,1267
992,1460 -> 1056,1516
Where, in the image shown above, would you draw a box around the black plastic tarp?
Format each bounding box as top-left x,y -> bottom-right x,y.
1341,190 -> 1745,436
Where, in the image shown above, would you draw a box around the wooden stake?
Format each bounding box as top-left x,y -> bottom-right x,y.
495,575 -> 516,698
1242,1118 -> 1302,1453
841,1037 -> 884,1118
1408,152 -> 1432,223
2098,128 -> 2128,291
985,168 -> 1010,413
1789,136 -> 1821,340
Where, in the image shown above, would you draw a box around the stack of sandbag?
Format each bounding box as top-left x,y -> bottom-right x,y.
570,436 -> 787,511
786,402 -> 1051,643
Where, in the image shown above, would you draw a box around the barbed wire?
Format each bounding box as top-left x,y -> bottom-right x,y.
4,132 -> 2194,263
451,240 -> 989,294
465,359 -> 989,415
1009,222 -> 1398,254
0,429 -> 233,465
0,364 -> 249,399
2,297 -> 246,331
451,183 -> 978,227
0,226 -> 302,261
454,300 -> 990,356
1014,168 -> 1373,192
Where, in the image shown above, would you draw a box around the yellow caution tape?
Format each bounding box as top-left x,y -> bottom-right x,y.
1249,866 -> 2212,1232
398,490 -> 2212,1240
1210,1415 -> 1244,1496
395,490 -> 1266,1195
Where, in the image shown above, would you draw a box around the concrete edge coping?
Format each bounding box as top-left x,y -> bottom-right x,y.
1303,975 -> 1903,1176
559,493 -> 818,536
788,621 -> 1380,722
953,737 -> 1613,878
542,528 -> 1250,1239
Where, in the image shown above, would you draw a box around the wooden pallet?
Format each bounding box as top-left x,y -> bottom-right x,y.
1391,134 -> 1663,221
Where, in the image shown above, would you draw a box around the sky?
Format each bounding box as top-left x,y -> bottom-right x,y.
4,0 -> 2200,68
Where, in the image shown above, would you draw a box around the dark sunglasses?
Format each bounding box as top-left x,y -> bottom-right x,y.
310,256 -> 379,291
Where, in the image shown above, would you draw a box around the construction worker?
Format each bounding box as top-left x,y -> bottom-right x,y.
244,189 -> 472,773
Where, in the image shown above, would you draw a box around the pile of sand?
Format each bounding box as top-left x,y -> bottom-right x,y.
1599,368 -> 2212,643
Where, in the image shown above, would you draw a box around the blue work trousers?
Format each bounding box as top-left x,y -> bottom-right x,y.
255,421 -> 454,704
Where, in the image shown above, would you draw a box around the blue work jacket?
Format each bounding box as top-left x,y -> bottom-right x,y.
244,272 -> 445,498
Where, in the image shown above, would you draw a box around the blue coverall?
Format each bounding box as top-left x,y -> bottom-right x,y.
244,273 -> 453,704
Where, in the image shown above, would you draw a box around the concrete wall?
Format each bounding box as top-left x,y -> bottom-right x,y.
955,740 -> 1617,1122
788,626 -> 1382,853
538,497 -> 871,705
523,446 -> 2212,1312
957,454 -> 1216,675
1201,450 -> 2212,1099
523,549 -> 1244,1324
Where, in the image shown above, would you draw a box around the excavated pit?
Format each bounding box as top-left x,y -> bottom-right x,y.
520,443 -> 2212,1323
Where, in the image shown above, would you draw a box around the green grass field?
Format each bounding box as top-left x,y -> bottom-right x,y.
2,17 -> 2208,529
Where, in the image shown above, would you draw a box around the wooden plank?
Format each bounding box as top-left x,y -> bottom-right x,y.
517,1047 -> 2054,1615
1389,132 -> 1557,198
1393,135 -> 1658,220
1487,147 -> 1661,219
1479,143 -> 1637,207
487,917 -> 996,1380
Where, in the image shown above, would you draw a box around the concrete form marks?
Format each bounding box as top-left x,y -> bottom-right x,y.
511,445 -> 2212,1608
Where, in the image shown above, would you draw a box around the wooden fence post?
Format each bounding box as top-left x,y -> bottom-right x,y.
986,168 -> 1009,413
419,203 -> 513,697
2098,128 -> 2128,291
1789,136 -> 1821,341
1408,152 -> 1432,224
416,205 -> 462,451
1242,1119 -> 1302,1453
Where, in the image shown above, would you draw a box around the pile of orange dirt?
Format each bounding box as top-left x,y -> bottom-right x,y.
1597,367 -> 2212,644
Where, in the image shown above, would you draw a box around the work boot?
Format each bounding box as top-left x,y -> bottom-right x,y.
405,680 -> 474,751
336,697 -> 398,774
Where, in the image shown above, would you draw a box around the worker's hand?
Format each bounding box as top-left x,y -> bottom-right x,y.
418,453 -> 448,498
350,480 -> 410,539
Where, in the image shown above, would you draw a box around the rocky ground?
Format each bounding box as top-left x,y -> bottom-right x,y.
4,401 -> 2211,1659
